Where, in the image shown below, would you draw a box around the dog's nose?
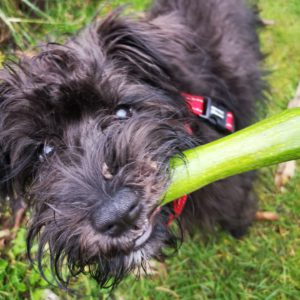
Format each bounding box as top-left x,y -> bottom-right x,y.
91,188 -> 141,237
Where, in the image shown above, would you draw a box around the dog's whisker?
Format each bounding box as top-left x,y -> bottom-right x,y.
45,203 -> 64,215
0,0 -> 265,291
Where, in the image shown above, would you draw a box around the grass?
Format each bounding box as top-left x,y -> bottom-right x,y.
0,0 -> 149,50
0,0 -> 300,299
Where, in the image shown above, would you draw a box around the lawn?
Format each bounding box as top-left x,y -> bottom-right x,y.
0,0 -> 300,299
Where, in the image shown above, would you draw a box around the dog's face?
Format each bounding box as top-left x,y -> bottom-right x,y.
0,14 -> 197,287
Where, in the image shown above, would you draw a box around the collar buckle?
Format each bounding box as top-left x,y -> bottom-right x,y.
181,92 -> 235,133
202,97 -> 235,133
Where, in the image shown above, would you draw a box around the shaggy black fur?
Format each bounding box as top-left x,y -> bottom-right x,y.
0,0 -> 265,289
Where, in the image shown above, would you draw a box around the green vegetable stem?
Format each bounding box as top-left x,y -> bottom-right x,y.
162,108 -> 300,205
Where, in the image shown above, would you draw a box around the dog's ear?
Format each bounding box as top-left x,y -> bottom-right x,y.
94,11 -> 191,90
0,65 -> 40,198
0,144 -> 7,199
0,79 -> 12,198
0,75 -> 16,198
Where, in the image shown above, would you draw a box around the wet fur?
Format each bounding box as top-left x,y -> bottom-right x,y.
0,0 -> 265,289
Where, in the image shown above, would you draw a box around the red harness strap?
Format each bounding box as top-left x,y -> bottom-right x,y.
168,92 -> 235,225
167,195 -> 188,226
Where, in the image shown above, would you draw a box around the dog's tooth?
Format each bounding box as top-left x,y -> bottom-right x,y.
149,161 -> 158,171
134,224 -> 153,248
101,163 -> 113,180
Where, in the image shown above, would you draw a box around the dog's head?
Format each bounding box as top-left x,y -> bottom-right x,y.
0,13 -> 197,288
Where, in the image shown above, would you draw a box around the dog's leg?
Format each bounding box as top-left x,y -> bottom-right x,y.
182,172 -> 257,238
219,190 -> 257,239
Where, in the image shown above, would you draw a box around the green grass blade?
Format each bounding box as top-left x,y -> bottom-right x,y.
21,0 -> 52,21
0,9 -> 16,33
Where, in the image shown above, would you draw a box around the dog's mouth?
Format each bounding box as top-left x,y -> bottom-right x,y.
133,206 -> 162,249
134,223 -> 153,248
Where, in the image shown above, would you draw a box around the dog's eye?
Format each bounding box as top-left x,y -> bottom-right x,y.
39,144 -> 55,162
115,106 -> 133,120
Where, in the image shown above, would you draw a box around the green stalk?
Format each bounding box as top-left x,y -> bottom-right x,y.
162,108 -> 300,205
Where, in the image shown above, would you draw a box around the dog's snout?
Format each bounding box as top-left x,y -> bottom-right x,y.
91,188 -> 141,237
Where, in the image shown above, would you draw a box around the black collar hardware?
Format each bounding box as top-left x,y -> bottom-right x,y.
182,92 -> 235,133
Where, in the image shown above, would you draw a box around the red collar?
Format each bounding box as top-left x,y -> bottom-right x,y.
182,92 -> 235,133
168,92 -> 235,225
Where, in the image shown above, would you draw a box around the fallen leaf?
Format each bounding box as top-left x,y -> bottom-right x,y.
274,81 -> 300,190
262,19 -> 276,26
275,161 -> 296,191
255,211 -> 279,221
0,229 -> 10,239
0,229 -> 11,250
288,81 -> 300,108
276,226 -> 288,237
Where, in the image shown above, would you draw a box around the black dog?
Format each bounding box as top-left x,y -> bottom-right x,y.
0,0 -> 265,289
